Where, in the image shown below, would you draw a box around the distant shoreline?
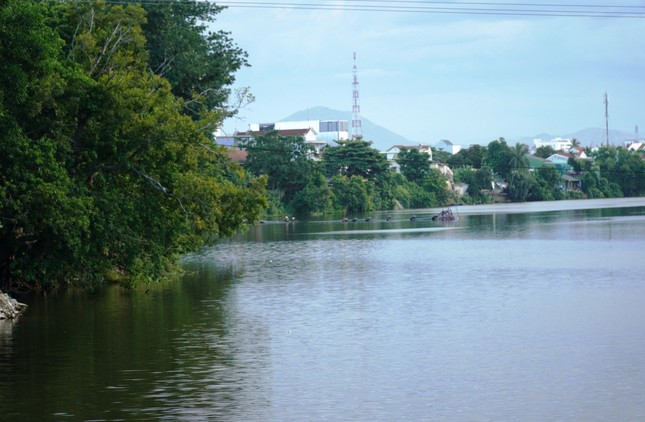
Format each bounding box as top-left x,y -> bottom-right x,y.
444,197 -> 645,216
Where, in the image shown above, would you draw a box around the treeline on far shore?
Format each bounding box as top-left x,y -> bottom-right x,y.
239,133 -> 645,217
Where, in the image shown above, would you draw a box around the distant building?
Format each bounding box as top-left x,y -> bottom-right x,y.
568,146 -> 587,159
233,127 -> 326,158
384,144 -> 433,173
249,120 -> 349,143
435,139 -> 462,155
533,137 -> 572,152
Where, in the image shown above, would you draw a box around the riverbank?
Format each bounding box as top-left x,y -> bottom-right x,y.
0,291 -> 28,319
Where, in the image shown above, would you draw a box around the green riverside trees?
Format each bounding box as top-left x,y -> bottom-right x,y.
0,1 -> 266,291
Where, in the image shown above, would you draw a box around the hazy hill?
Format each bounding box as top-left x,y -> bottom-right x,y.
281,106 -> 636,150
281,106 -> 411,151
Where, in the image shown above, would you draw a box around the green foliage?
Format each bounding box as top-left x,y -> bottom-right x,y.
329,175 -> 374,213
454,167 -> 492,202
397,148 -> 430,184
421,169 -> 451,206
506,172 -> 535,202
485,138 -> 513,179
141,0 -> 249,125
508,143 -> 530,173
293,173 -> 332,215
447,144 -> 486,169
432,149 -> 451,163
370,171 -> 402,210
1,1 -> 266,291
581,171 -> 622,199
240,131 -> 319,203
535,145 -> 557,159
528,166 -> 564,201
589,146 -> 645,197
323,139 -> 390,181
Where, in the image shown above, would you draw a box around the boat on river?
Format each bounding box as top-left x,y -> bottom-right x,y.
432,208 -> 458,222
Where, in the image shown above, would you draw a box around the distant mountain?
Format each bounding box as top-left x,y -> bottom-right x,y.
281,106 -> 637,150
518,127 -> 636,147
281,106 -> 412,151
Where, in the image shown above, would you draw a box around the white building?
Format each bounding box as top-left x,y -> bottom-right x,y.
234,127 -> 326,157
435,139 -> 462,155
533,137 -> 572,152
384,144 -> 433,173
249,120 -> 349,143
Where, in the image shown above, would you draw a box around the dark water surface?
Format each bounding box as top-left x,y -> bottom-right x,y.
2,198 -> 645,421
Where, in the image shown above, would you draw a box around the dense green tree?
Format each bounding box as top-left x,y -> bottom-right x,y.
508,143 -> 530,184
535,145 -> 557,159
447,144 -> 486,169
330,175 -> 373,213
323,139 -> 390,181
293,173 -> 332,215
1,1 -> 266,291
432,149 -> 451,163
529,166 -> 564,201
506,172 -> 535,202
370,171 -> 403,210
397,147 -> 430,184
240,131 -> 319,203
140,0 -> 250,126
590,146 -> 645,197
610,148 -> 645,196
485,138 -> 513,179
453,167 -> 492,203
421,169 -> 451,206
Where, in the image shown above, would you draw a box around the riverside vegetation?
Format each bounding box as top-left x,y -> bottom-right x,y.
2,1 -> 644,293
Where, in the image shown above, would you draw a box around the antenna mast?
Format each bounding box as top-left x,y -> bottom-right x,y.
604,92 -> 609,146
351,52 -> 363,139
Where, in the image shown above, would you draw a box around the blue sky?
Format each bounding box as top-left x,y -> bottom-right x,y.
213,1 -> 645,145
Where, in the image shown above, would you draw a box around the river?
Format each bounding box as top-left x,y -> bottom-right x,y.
1,198 -> 645,421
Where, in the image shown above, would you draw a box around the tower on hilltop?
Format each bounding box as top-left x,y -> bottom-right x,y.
351,52 -> 363,139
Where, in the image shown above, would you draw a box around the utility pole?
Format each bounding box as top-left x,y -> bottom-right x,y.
604,92 -> 609,146
635,125 -> 639,142
351,52 -> 363,139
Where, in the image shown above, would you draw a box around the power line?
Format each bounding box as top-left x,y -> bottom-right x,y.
211,1 -> 645,18
81,0 -> 645,18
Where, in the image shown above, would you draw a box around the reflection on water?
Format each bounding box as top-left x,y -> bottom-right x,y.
1,199 -> 645,421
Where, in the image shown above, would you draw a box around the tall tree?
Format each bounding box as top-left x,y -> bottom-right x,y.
535,145 -> 557,159
240,131 -> 319,203
397,147 -> 430,184
447,144 -> 486,169
421,169 -> 451,206
509,143 -> 530,174
1,1 -> 266,290
323,139 -> 390,181
485,138 -> 513,179
141,0 -> 250,127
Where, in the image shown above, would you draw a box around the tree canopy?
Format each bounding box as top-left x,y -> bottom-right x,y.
397,147 -> 431,184
323,139 -> 390,181
0,0 -> 265,291
240,131 -> 320,203
141,0 -> 250,126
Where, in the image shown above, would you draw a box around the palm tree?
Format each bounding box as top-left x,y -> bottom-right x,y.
571,138 -> 581,148
509,143 -> 530,173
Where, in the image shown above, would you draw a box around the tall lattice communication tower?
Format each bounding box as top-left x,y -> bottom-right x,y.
351,52 -> 363,139
604,92 -> 609,146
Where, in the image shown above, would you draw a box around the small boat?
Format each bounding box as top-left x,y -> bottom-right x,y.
432,208 -> 458,222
